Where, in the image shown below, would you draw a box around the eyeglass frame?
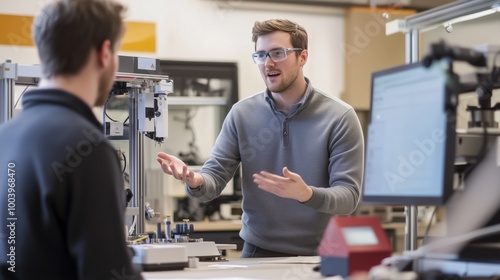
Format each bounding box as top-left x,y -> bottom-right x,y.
251,48 -> 303,64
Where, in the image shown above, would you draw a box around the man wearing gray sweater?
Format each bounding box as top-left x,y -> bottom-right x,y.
157,19 -> 364,257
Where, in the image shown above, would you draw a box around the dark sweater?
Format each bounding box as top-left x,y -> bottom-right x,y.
0,89 -> 142,279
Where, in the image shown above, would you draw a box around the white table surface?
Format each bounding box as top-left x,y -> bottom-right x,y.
142,256 -> 330,280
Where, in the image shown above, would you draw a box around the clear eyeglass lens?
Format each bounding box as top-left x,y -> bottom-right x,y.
253,49 -> 288,64
252,53 -> 266,64
269,49 -> 286,62
255,53 -> 266,60
252,48 -> 302,64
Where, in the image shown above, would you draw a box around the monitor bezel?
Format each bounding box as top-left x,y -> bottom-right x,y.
362,61 -> 456,206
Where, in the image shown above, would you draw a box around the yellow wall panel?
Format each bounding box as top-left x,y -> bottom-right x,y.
0,15 -> 35,46
122,21 -> 156,52
0,14 -> 156,53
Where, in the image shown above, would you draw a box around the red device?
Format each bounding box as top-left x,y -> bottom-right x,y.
317,216 -> 392,277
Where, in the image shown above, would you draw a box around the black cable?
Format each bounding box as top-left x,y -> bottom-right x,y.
14,86 -> 30,108
121,152 -> 127,174
491,51 -> 500,85
173,109 -> 201,163
492,51 -> 500,68
462,104 -> 490,179
105,110 -> 119,122
186,110 -> 200,159
104,97 -> 118,122
469,74 -> 492,175
104,96 -> 130,123
460,51 -> 499,179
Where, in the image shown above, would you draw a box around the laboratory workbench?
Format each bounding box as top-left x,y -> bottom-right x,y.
142,256 -> 324,280
187,220 -> 244,251
138,221 -> 429,279
189,220 -> 242,231
147,220 -> 427,253
187,220 -> 421,234
145,220 -> 242,232
186,220 -> 426,253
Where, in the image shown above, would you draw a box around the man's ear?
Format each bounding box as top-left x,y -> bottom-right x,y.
299,49 -> 308,66
97,39 -> 112,68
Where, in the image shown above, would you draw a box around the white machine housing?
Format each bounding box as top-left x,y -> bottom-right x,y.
131,244 -> 188,271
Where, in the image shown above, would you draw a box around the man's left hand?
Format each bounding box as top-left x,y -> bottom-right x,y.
253,167 -> 313,203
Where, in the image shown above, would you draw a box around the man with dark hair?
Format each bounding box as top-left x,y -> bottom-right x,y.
157,19 -> 364,258
0,0 -> 143,279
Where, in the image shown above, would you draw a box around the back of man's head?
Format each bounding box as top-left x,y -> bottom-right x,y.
33,0 -> 127,78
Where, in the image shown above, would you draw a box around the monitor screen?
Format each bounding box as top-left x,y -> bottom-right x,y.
362,61 -> 456,205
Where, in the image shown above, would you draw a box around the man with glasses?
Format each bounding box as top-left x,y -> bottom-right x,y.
158,19 -> 364,258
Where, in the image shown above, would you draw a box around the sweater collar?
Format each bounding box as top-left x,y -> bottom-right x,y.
265,77 -> 314,115
22,88 -> 102,129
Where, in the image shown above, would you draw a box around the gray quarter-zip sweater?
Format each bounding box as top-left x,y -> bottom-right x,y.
188,79 -> 364,255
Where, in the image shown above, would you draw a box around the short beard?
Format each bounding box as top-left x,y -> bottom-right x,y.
95,69 -> 114,107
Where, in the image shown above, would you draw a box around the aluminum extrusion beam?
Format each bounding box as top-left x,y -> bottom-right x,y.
0,79 -> 13,124
387,0 -> 500,34
129,88 -> 146,235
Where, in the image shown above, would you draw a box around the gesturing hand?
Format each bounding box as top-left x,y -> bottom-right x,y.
157,152 -> 203,188
252,167 -> 313,203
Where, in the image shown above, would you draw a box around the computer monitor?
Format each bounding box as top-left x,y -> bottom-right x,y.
362,61 -> 456,205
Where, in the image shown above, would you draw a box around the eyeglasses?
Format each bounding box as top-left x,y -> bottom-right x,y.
251,48 -> 303,64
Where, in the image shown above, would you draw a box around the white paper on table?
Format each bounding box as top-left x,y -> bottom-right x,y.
257,256 -> 321,264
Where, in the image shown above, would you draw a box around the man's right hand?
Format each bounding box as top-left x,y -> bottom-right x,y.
156,152 -> 204,189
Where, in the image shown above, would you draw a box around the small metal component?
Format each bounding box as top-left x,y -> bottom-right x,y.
444,22 -> 453,33
145,202 -> 155,220
188,257 -> 199,268
176,236 -> 190,243
156,222 -> 162,242
165,215 -> 171,242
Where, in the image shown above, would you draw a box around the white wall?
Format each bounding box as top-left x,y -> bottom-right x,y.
3,1 -> 498,115
0,0 -> 345,100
